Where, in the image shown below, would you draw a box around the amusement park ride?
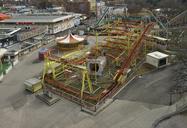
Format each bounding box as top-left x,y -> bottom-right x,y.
39,19 -> 155,113
37,6 -> 187,114
37,8 -> 187,114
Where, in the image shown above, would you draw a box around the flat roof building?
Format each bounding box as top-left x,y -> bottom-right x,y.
147,51 -> 169,60
0,28 -> 21,48
0,15 -> 73,23
0,28 -> 21,38
0,14 -> 81,34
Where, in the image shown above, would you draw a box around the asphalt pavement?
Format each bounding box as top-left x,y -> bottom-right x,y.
0,37 -> 186,128
115,65 -> 181,105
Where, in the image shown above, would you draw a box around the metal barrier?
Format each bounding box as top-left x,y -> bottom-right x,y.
45,81 -> 121,113
18,41 -> 42,57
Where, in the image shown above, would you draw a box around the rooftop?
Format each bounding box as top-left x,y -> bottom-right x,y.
0,28 -> 21,36
146,34 -> 170,41
24,78 -> 41,87
0,15 -> 75,23
147,51 -> 169,59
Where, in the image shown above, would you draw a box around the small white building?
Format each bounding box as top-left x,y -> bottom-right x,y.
146,51 -> 169,68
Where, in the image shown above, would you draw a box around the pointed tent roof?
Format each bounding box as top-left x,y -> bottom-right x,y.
0,13 -> 10,21
56,33 -> 85,44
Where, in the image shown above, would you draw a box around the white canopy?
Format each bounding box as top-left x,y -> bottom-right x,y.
56,33 -> 85,44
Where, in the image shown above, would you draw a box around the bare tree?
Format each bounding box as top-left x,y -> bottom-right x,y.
170,31 -> 187,100
31,0 -> 68,9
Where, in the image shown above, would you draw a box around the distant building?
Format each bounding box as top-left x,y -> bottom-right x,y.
3,49 -> 19,66
66,0 -> 90,15
0,14 -> 81,34
0,28 -> 21,47
0,27 -> 47,47
9,5 -> 27,12
88,0 -> 96,12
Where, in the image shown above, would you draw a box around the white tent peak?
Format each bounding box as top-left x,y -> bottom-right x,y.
56,33 -> 85,44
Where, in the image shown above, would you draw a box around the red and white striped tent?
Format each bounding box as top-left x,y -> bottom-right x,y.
56,33 -> 85,50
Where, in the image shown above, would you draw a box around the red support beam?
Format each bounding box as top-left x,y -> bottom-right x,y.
115,23 -> 154,80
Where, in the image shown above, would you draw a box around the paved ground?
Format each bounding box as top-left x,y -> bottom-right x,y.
0,36 -> 186,128
155,27 -> 187,128
115,65 -> 181,105
157,111 -> 187,128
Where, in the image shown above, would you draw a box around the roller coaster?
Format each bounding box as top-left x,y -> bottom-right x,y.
41,19 -> 154,112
